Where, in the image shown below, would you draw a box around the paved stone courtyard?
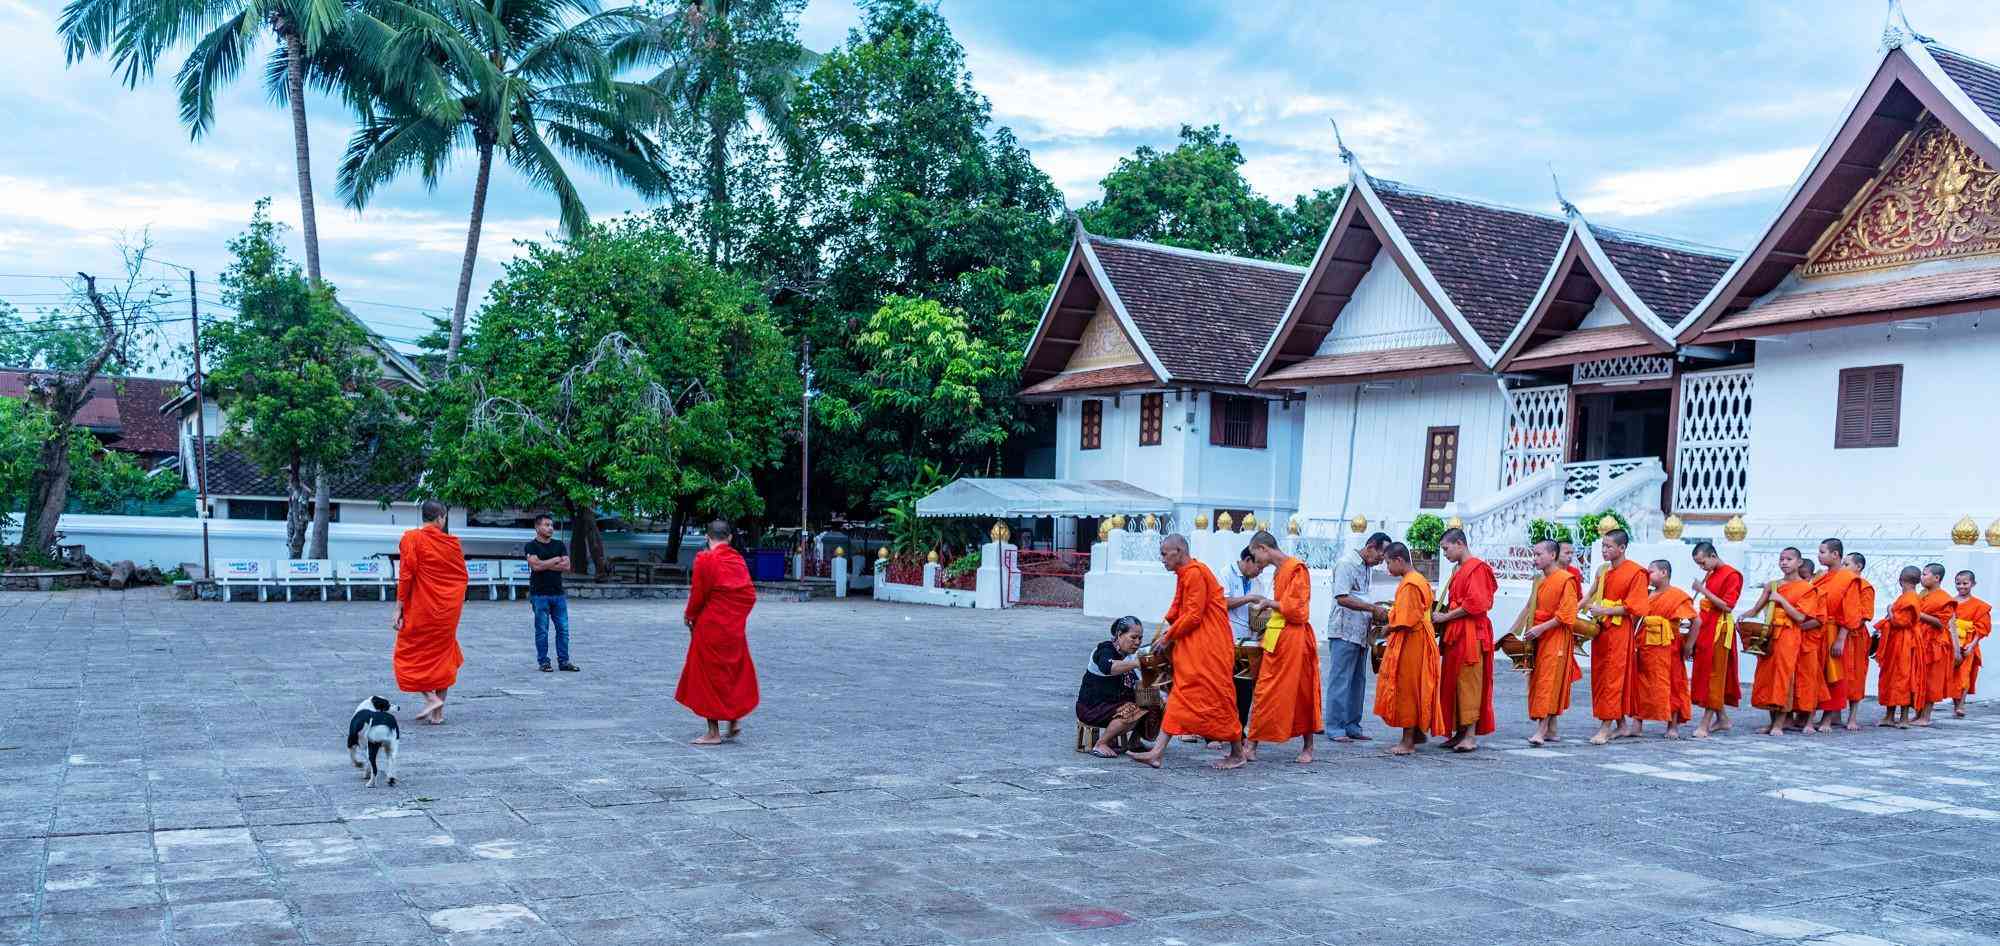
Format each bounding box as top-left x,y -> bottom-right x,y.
7,590 -> 2000,946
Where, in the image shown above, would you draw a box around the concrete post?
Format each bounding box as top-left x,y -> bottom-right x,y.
832,549 -> 848,598
922,561 -> 940,589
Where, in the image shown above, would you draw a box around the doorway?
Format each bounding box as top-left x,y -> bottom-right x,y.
1570,388 -> 1670,463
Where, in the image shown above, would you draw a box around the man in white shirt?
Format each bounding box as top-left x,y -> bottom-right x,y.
1327,532 -> 1392,742
1221,548 -> 1273,751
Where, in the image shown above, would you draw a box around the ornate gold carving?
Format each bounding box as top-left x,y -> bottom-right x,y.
1217,512 -> 1234,533
1062,302 -> 1145,373
1662,515 -> 1685,540
1242,512 -> 1258,532
1287,515 -> 1301,536
1806,118 -> 2000,276
1444,515 -> 1463,530
1988,517 -> 2000,548
1953,514 -> 1980,546
1723,515 -> 1747,543
1350,514 -> 1367,533
989,521 -> 1010,543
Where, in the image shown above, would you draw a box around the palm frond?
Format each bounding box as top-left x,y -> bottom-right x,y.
503,108 -> 590,237
173,7 -> 256,136
338,109 -> 460,207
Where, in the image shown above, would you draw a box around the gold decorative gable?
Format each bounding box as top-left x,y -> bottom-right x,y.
1061,300 -> 1144,373
1806,118 -> 2000,277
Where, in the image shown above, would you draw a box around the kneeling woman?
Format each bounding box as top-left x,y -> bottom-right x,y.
1077,616 -> 1156,757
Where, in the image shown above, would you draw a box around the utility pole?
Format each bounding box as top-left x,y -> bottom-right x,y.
189,271 -> 211,578
800,339 -> 812,544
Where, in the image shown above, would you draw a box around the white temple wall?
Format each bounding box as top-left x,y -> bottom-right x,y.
1053,391 -> 1302,529
1294,374 -> 1509,538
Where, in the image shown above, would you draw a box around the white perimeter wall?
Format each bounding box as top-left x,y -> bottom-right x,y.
1295,375 -> 1508,535
1054,391 -> 1303,524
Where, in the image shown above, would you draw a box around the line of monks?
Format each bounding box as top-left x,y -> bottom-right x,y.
1127,527 -> 1991,770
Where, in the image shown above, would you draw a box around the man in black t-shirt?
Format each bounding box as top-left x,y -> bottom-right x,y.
523,514 -> 578,672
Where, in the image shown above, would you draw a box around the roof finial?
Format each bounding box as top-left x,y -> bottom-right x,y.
1065,206 -> 1087,240
1549,163 -> 1579,218
1880,0 -> 1932,51
1330,118 -> 1355,166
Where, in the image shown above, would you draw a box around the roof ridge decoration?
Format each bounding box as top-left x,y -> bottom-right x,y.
1881,0 -> 1932,51
1019,233 -> 1169,388
1086,235 -> 1307,274
1549,164 -> 1580,219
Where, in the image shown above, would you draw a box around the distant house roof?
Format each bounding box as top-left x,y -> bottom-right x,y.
0,371 -> 182,455
203,444 -> 418,503
914,478 -> 1175,519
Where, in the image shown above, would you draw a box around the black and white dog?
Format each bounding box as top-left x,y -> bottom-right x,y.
346,697 -> 401,787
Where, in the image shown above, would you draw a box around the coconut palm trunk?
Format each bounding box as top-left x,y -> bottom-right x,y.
447,137 -> 496,363
275,16 -> 324,285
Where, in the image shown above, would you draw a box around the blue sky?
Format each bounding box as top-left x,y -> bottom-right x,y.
3,0 -> 1998,359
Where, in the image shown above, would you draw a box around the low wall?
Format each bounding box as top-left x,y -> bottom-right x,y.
872,578 -> 978,608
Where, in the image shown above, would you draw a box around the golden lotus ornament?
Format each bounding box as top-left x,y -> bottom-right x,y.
926,550 -> 939,564
989,521 -> 1010,543
1445,515 -> 1463,530
1194,512 -> 1209,530
1097,519 -> 1113,542
1242,512 -> 1258,532
1142,513 -> 1158,532
1349,514 -> 1368,533
1287,515 -> 1301,536
1987,517 -> 2000,547
1953,515 -> 1980,546
1662,514 -> 1685,540
1723,515 -> 1748,543
1217,511 -> 1234,533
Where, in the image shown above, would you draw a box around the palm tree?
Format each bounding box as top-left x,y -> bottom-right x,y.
338,0 -> 673,362
59,0 -> 363,285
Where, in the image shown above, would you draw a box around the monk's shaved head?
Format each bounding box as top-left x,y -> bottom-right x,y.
1925,563 -> 1947,580
1248,530 -> 1279,550
1846,551 -> 1867,570
1798,559 -> 1817,578
1821,537 -> 1844,555
1440,527 -> 1468,548
1900,565 -> 1922,585
1384,542 -> 1410,563
706,519 -> 733,541
1601,529 -> 1629,549
1161,533 -> 1189,553
1693,541 -> 1718,559
1533,538 -> 1560,556
1650,560 -> 1673,578
421,499 -> 446,523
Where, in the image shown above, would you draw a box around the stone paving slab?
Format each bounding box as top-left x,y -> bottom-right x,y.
5,590 -> 2000,945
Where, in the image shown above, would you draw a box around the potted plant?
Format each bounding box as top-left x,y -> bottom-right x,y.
1528,517 -> 1572,546
1405,514 -> 1446,581
1576,510 -> 1632,544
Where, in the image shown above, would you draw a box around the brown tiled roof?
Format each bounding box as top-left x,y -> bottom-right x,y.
1697,267 -> 2000,340
1590,227 -> 1736,324
1086,237 -> 1303,386
1257,343 -> 1471,387
1510,325 -> 1661,369
0,370 -> 122,431
106,376 -> 181,455
1018,364 -> 1158,397
204,445 -> 419,502
1929,45 -> 2000,128
1370,181 -> 1568,351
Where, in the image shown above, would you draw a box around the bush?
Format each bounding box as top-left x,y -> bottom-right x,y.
1528,518 -> 1572,545
942,550 -> 981,578
1576,510 -> 1631,543
1405,514 -> 1446,555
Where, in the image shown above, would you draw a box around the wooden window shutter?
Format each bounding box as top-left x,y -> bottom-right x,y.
1834,364 -> 1900,449
1080,399 -> 1102,450
1250,398 -> 1268,448
1421,426 -> 1459,507
1139,393 -> 1163,446
1209,394 -> 1225,445
1866,365 -> 1901,447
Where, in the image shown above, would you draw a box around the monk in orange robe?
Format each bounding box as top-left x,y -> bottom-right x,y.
1875,566 -> 1922,727
1130,534 -> 1244,769
1915,563 -> 1956,727
1744,547 -> 1821,736
1519,538 -> 1580,746
1374,542 -> 1444,755
1586,529 -> 1648,745
1951,570 -> 1990,718
394,500 -> 468,725
1245,531 -> 1321,763
1434,528 -> 1497,754
1808,539 -> 1865,733
1559,541 -> 1584,589
1687,542 -> 1743,739
1842,552 -> 1876,731
1634,560 -> 1694,738
678,520 -> 760,745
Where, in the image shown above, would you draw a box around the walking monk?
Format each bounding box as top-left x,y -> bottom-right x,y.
1634,560 -> 1694,739
1559,541 -> 1584,588
1129,534 -> 1245,769
1434,528 -> 1496,753
1586,529 -> 1648,745
1245,531 -> 1321,763
1951,570 -> 1989,718
1519,539 -> 1580,747
1375,543 -> 1445,755
1915,563 -> 1956,727
1876,567 -> 1922,728
1842,552 -> 1875,731
1688,542 -> 1743,738
1743,548 -> 1821,736
394,500 -> 467,725
1810,539 -> 1865,733
678,520 -> 760,745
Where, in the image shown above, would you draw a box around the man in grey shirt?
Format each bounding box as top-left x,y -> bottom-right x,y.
1327,531 -> 1392,742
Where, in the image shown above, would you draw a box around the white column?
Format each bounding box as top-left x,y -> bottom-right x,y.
922,561 -> 940,589
832,552 -> 849,598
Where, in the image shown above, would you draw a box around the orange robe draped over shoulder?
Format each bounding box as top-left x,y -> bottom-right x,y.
1812,567 -> 1864,710
1158,561 -> 1242,742
1375,570 -> 1445,736
1591,559 -> 1649,721
1953,595 -> 1990,700
1845,581 -> 1876,704
1692,564 -> 1743,710
393,523 -> 468,693
1917,589 -> 1957,708
676,544 -> 761,721
1527,569 -> 1581,720
1247,559 -> 1323,742
1751,579 -> 1820,712
1437,556 -> 1497,734
1876,590 -> 1921,709
1634,586 -> 1694,724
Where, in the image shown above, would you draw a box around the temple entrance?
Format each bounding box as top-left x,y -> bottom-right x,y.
1570,388 -> 1670,463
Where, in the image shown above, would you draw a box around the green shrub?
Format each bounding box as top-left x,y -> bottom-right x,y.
942,550 -> 981,578
1405,514 -> 1446,555
1528,518 -> 1572,545
1576,510 -> 1631,543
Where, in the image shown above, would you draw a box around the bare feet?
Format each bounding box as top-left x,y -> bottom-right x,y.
1213,753 -> 1248,770
691,733 -> 724,745
1955,709 -> 1969,718
1691,727 -> 1709,739
1878,715 -> 1896,727
1527,735 -> 1545,747
1128,750 -> 1162,769
724,723 -> 742,741
1452,740 -> 1477,753
1088,745 -> 1120,758
1844,720 -> 1861,731
1664,727 -> 1682,740
1589,731 -> 1611,746
1294,750 -> 1313,764
1389,744 -> 1415,756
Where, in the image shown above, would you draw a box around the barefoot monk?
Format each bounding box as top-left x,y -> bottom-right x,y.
1245,531 -> 1322,764
1375,543 -> 1445,756
1129,534 -> 1245,769
1587,529 -> 1648,745
1520,539 -> 1580,747
677,520 -> 760,745
394,500 -> 468,726
1434,528 -> 1497,753
1689,542 -> 1743,739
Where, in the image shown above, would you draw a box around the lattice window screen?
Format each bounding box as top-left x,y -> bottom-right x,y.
1574,356 -> 1674,384
1674,367 -> 1754,514
1502,384 -> 1568,487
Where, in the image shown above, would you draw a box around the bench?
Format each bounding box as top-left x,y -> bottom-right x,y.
464,559 -> 499,601
336,559 -> 395,601
279,559 -> 334,601
216,559 -> 273,602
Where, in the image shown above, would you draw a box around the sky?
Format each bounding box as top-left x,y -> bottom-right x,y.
3,0 -> 1999,366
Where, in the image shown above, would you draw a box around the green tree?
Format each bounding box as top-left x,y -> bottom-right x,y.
829,295 -> 1011,487
0,303 -> 128,374
203,202 -> 388,559
421,214 -> 797,574
337,0 -> 674,363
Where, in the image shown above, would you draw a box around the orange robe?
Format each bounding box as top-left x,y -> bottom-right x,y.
1751,579 -> 1821,712
1952,595 -> 1990,700
1591,559 -> 1649,721
1634,586 -> 1694,724
1811,567 -> 1864,711
1691,564 -> 1743,710
393,523 -> 468,693
1247,558 -> 1323,742
1374,570 -> 1445,736
1916,589 -> 1957,708
1844,581 -> 1876,704
1526,570 -> 1581,720
1437,556 -> 1498,734
1157,561 -> 1242,742
1876,590 -> 1921,709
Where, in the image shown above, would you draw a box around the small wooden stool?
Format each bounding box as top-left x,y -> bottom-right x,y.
1074,722 -> 1103,752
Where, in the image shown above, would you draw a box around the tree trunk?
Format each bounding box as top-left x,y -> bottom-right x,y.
19,435 -> 73,558
569,502 -> 608,580
447,139 -> 496,363
307,462 -> 331,559
280,23 -> 323,285
665,505 -> 689,568
706,119 -> 729,265
284,461 -> 309,560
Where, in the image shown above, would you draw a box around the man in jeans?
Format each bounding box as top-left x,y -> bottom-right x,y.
1326,531 -> 1392,742
524,514 -> 578,673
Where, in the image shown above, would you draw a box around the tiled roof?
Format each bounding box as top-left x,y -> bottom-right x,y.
1257,343 -> 1472,387
0,370 -> 121,430
1591,228 -> 1736,324
1698,267 -> 2000,339
204,445 -> 420,502
106,376 -> 182,454
1018,364 -> 1158,397
1370,181 -> 1569,351
1929,45 -> 2000,129
1086,237 -> 1303,386
1510,325 -> 1661,368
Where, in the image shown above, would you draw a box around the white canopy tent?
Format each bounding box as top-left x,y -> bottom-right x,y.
914,478 -> 1173,519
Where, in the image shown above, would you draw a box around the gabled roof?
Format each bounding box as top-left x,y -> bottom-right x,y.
1494,217 -> 1734,370
1677,39 -> 2000,342
1020,229 -> 1302,392
0,371 -> 183,454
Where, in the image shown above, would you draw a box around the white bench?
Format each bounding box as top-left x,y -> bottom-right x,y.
502,560 -> 533,600
280,559 -> 334,601
216,559 -> 273,602
464,559 -> 499,600
336,559 -> 395,601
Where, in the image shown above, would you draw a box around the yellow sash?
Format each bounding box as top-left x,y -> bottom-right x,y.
1641,615 -> 1676,647
1508,574 -> 1545,639
1711,611 -> 1736,649
1262,612 -> 1285,651
1953,618 -> 1970,648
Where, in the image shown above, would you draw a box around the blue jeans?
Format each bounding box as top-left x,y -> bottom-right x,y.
1325,638 -> 1367,737
531,594 -> 570,665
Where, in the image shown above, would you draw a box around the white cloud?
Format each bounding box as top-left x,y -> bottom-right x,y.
1572,148 -> 1814,218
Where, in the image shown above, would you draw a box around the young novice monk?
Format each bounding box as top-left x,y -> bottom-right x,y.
1876,566 -> 1922,728
1587,529 -> 1650,745
1688,542 -> 1743,739
1635,560 -> 1695,739
1810,539 -> 1865,734
1244,531 -> 1321,763
1374,543 -> 1445,756
1842,552 -> 1875,731
1952,570 -> 1990,719
1520,539 -> 1581,747
1434,528 -> 1497,754
1743,548 -> 1822,736
1915,564 -> 1956,728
